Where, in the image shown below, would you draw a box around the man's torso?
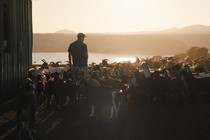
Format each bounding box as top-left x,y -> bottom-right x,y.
68,40 -> 88,67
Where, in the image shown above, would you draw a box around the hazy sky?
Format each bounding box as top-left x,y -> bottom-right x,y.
32,0 -> 210,33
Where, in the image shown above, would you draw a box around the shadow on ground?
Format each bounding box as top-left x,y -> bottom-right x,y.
1,95 -> 210,140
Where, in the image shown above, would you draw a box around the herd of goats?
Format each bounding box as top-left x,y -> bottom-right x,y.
17,54 -> 210,140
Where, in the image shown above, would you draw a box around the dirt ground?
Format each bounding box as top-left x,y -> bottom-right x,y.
1,95 -> 210,140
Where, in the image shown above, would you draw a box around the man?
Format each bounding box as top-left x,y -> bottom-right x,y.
68,32 -> 88,83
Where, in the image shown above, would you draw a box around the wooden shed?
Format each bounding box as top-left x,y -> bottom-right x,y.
0,0 -> 33,98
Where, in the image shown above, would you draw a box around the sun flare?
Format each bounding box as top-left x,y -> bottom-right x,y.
116,57 -> 137,63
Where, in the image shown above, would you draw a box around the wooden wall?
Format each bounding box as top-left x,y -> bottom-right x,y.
0,0 -> 33,98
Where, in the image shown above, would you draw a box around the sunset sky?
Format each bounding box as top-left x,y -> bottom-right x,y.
32,0 -> 210,33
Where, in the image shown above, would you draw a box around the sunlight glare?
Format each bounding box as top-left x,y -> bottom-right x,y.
116,57 -> 136,63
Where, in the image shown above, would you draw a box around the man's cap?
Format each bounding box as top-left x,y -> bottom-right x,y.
77,32 -> 86,38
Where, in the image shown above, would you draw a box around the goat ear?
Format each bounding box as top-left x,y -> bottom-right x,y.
41,59 -> 47,63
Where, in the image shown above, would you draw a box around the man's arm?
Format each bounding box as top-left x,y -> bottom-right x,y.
83,52 -> 88,60
68,45 -> 72,65
68,52 -> 72,65
83,44 -> 88,60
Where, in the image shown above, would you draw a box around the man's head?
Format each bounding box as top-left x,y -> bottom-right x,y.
77,32 -> 86,40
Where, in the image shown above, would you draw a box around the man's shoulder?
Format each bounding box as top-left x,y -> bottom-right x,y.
71,41 -> 87,46
70,40 -> 78,46
68,41 -> 77,51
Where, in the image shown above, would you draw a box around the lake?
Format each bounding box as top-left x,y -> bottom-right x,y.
32,52 -> 153,65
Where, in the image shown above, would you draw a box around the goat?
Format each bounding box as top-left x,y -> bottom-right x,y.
17,78 -> 37,140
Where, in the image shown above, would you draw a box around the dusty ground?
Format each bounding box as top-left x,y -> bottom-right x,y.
1,95 -> 210,140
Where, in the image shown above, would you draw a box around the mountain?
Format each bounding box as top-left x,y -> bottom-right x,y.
55,29 -> 75,34
52,25 -> 210,35
33,25 -> 210,55
103,25 -> 210,34
161,25 -> 210,34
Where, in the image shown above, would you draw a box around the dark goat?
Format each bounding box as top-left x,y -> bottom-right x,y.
45,76 -> 56,108
179,66 -> 210,104
135,70 -> 186,105
17,78 -> 37,140
35,75 -> 45,105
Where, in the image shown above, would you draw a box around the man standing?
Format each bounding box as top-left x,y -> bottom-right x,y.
68,33 -> 88,82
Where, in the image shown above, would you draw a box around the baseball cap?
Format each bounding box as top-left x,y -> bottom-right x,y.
77,32 -> 86,38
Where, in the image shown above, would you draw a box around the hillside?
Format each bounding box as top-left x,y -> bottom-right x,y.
33,25 -> 210,55
33,33 -> 210,55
